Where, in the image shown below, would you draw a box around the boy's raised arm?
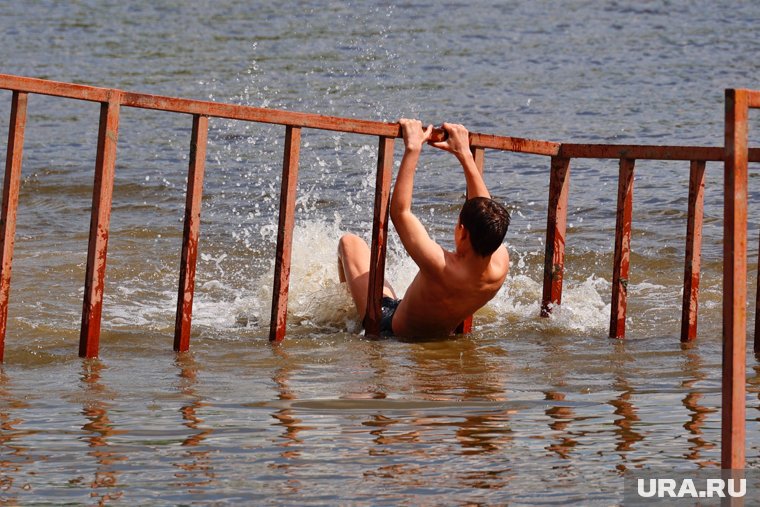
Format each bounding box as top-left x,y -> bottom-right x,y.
390,119 -> 446,273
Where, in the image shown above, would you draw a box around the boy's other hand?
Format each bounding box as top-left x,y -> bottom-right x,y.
399,118 -> 433,152
429,122 -> 471,160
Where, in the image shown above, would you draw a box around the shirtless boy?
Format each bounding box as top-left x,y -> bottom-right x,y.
337,119 -> 510,339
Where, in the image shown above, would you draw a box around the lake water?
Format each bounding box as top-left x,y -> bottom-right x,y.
0,1 -> 759,504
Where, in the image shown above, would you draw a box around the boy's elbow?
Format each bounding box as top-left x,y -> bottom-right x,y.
390,207 -> 410,231
389,201 -> 402,223
390,211 -> 403,232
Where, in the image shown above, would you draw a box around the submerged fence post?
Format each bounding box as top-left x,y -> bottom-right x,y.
541,156 -> 571,317
79,91 -> 121,358
756,233 -> 760,353
455,146 -> 485,335
269,126 -> 301,342
680,160 -> 705,342
0,91 -> 28,361
610,158 -> 635,339
364,136 -> 395,336
722,88 -> 747,470
174,114 -> 209,352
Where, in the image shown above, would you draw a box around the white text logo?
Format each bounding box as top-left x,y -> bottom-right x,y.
637,478 -> 746,499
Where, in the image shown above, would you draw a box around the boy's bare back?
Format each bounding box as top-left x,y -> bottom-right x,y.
391,244 -> 509,338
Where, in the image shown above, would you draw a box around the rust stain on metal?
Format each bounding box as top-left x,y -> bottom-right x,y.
0,74 -> 111,102
364,136 -> 395,336
0,91 -> 28,362
746,89 -> 760,108
470,133 -> 560,156
79,96 -> 121,359
541,157 -> 570,317
681,160 -> 705,342
454,316 -> 473,335
269,126 -> 301,342
722,89 -> 748,471
610,159 -> 635,339
757,233 -> 760,353
428,127 -> 447,144
562,143 -> 722,162
175,115 -> 208,352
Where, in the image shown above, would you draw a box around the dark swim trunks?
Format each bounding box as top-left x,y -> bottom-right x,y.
379,297 -> 401,337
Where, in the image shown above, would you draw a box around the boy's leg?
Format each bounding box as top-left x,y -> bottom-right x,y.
338,233 -> 396,321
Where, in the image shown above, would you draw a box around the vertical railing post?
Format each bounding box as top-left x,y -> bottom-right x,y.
541,156 -> 571,317
79,91 -> 121,358
0,91 -> 28,361
722,88 -> 747,470
455,146 -> 485,335
610,158 -> 635,339
364,136 -> 395,336
174,114 -> 209,352
269,126 -> 301,342
680,160 -> 705,342
470,146 -> 485,178
756,231 -> 760,354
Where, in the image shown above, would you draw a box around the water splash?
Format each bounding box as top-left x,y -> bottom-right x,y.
183,219 -> 612,338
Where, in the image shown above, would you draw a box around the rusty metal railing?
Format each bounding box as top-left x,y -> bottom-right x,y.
0,74 -> 557,356
2,74 -> 760,350
0,74 -> 756,470
540,143 -> 760,341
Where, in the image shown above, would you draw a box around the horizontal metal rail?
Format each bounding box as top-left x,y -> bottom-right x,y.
747,88 -> 760,108
7,74 -> 760,162
561,143 -> 760,162
0,73 -> 552,155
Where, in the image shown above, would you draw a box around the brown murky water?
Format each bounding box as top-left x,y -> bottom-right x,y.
0,324 -> 758,504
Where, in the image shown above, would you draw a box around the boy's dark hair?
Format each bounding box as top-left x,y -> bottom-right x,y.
459,197 -> 510,256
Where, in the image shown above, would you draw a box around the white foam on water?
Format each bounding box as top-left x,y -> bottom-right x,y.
183,220 -> 361,334
258,219 -> 360,333
486,273 -> 611,334
191,220 -> 611,337
101,217 -> 613,338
